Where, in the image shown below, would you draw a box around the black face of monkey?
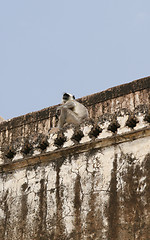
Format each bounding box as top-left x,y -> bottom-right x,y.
63,93 -> 70,101
63,93 -> 75,102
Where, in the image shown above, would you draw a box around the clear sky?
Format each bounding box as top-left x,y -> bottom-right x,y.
0,0 -> 150,120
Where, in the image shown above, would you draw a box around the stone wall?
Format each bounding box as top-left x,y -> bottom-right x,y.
0,77 -> 150,240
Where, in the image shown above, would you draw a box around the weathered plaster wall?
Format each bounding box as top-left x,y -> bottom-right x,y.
0,128 -> 150,239
0,77 -> 150,240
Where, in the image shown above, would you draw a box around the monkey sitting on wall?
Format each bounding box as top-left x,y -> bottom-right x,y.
56,93 -> 89,129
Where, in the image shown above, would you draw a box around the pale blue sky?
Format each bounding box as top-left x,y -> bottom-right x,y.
0,1 -> 150,120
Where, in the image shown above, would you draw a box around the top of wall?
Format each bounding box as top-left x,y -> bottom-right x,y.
79,76 -> 150,106
0,76 -> 150,132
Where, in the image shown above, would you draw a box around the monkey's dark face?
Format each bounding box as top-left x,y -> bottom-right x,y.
62,93 -> 75,103
63,93 -> 70,101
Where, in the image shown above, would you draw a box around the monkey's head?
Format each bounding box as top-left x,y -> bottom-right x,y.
62,93 -> 75,103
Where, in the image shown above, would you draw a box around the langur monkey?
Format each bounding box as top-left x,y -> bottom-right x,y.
56,93 -> 89,129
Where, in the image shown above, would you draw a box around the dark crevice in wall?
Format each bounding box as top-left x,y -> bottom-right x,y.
2,190 -> 10,240
36,179 -> 48,240
55,160 -> 66,240
143,154 -> 150,199
20,183 -> 28,240
73,174 -> 82,240
107,154 -> 118,240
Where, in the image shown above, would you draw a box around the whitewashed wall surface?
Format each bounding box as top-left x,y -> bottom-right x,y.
0,77 -> 150,240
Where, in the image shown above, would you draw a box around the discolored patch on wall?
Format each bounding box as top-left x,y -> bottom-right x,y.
73,174 -> 82,240
85,172 -> 104,240
36,179 -> 49,240
116,152 -> 150,240
1,190 -> 10,240
107,154 -> 118,240
54,159 -> 66,240
19,183 -> 28,239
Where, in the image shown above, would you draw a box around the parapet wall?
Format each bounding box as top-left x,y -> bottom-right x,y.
0,108 -> 150,170
0,77 -> 150,240
0,76 -> 149,131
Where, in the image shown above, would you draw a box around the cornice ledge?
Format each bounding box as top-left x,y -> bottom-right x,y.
0,126 -> 150,173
